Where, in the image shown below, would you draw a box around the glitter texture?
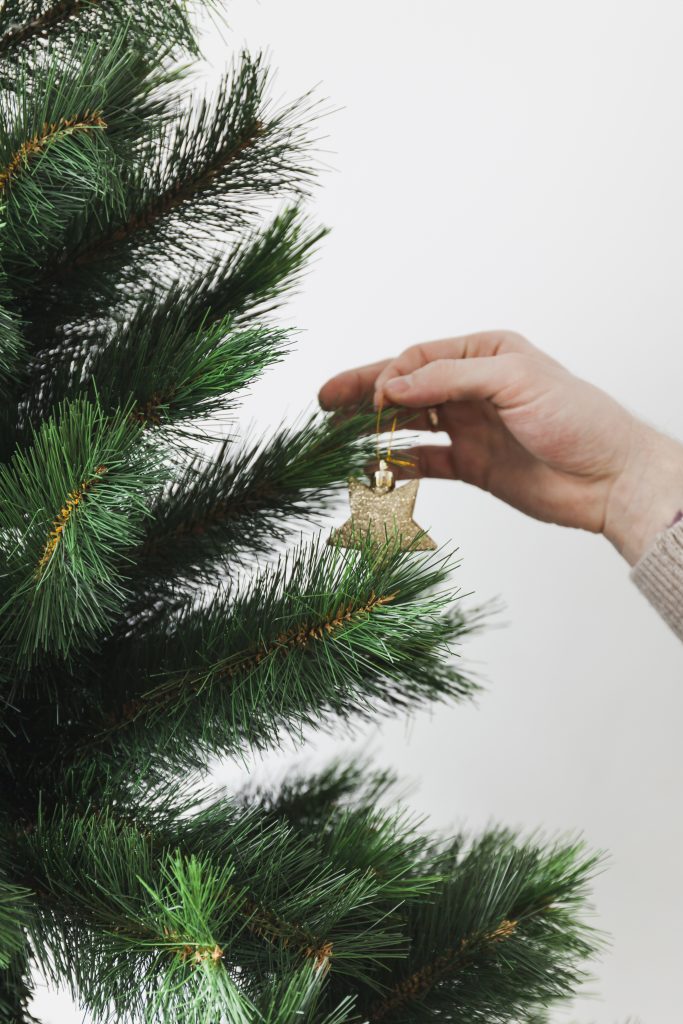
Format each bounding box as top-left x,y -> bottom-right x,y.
329,477 -> 437,551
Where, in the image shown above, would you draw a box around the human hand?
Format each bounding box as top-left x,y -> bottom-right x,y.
319,330 -> 683,565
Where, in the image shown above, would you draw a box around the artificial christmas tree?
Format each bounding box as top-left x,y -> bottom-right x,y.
0,3 -> 600,1021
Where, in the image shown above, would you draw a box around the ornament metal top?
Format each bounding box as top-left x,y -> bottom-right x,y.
329,459 -> 437,551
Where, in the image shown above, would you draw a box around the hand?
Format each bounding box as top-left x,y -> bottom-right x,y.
319,330 -> 683,565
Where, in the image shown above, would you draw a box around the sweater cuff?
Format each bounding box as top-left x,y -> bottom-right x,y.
631,518 -> 683,641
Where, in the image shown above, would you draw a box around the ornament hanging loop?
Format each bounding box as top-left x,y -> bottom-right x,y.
375,404 -> 412,483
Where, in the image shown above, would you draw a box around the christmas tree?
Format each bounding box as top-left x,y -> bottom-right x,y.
0,3 -> 601,1021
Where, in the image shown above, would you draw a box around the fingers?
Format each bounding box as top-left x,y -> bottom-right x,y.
318,359 -> 390,410
382,353 -> 533,409
391,436 -> 500,488
372,330 -> 535,406
318,331 -> 537,411
394,445 -> 456,480
365,445 -> 454,482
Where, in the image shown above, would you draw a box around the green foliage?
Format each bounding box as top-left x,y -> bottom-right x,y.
0,948 -> 38,1024
23,52 -> 323,321
0,0 -> 602,1021
6,775 -> 601,1024
237,757 -> 404,828
0,398 -> 158,668
27,295 -> 291,431
366,831 -> 601,1022
0,274 -> 25,401
138,409 -> 382,585
178,205 -> 328,325
15,794 -> 403,1016
0,862 -> 31,970
0,1 -> 200,59
86,541 -> 477,772
251,967 -> 357,1024
0,36 -> 179,287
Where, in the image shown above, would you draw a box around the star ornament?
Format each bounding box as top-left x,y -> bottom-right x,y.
329,462 -> 437,552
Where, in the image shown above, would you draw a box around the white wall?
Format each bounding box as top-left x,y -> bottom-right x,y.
32,1 -> 683,1021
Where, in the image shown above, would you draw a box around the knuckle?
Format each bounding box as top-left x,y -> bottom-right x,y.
397,342 -> 429,370
413,342 -> 432,366
376,361 -> 399,383
500,329 -> 530,347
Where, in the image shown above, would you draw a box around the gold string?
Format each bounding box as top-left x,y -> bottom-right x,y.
375,399 -> 384,465
375,401 -> 413,469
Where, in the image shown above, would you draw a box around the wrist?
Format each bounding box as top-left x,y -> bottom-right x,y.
603,423 -> 683,566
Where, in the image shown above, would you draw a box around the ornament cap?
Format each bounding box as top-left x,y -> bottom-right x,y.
373,459 -> 395,493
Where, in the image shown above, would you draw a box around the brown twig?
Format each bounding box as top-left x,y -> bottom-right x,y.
0,111 -> 107,194
56,122 -> 264,277
36,465 -> 108,575
371,918 -> 518,1021
119,590 -> 398,724
0,0 -> 97,53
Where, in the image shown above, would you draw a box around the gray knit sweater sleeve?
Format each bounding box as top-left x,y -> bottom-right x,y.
631,518 -> 683,641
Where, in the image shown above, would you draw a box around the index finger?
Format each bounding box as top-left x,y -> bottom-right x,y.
373,331 -> 535,406
318,358 -> 390,410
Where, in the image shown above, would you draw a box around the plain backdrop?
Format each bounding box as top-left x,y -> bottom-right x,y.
32,2 -> 683,1021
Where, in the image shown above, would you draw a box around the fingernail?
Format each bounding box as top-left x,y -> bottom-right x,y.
385,376 -> 410,396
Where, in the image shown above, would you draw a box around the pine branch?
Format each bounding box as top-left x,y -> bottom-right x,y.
0,278 -> 27,406
370,917 -> 521,1020
222,764 -> 440,922
252,966 -> 357,1024
123,318 -> 290,435
114,53 -> 317,237
0,398 -> 161,669
363,833 -> 602,1023
237,759 -> 401,831
11,798 -> 410,1019
0,864 -> 31,970
25,291 -> 291,432
30,54 -> 324,310
0,1 -> 107,52
182,206 -> 327,324
0,35 -> 181,288
2,1 -> 84,48
26,208 -> 326,384
0,109 -> 107,194
2,728 -> 601,1023
80,540 -> 477,769
0,947 -> 38,1024
83,127 -> 265,255
136,410 -> 379,586
158,791 -> 418,978
0,0 -> 199,59
18,210 -> 321,449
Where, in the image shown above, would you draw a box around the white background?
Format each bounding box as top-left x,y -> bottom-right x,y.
32,2 -> 683,1021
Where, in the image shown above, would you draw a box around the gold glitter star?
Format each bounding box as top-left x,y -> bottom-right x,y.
329,463 -> 437,551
